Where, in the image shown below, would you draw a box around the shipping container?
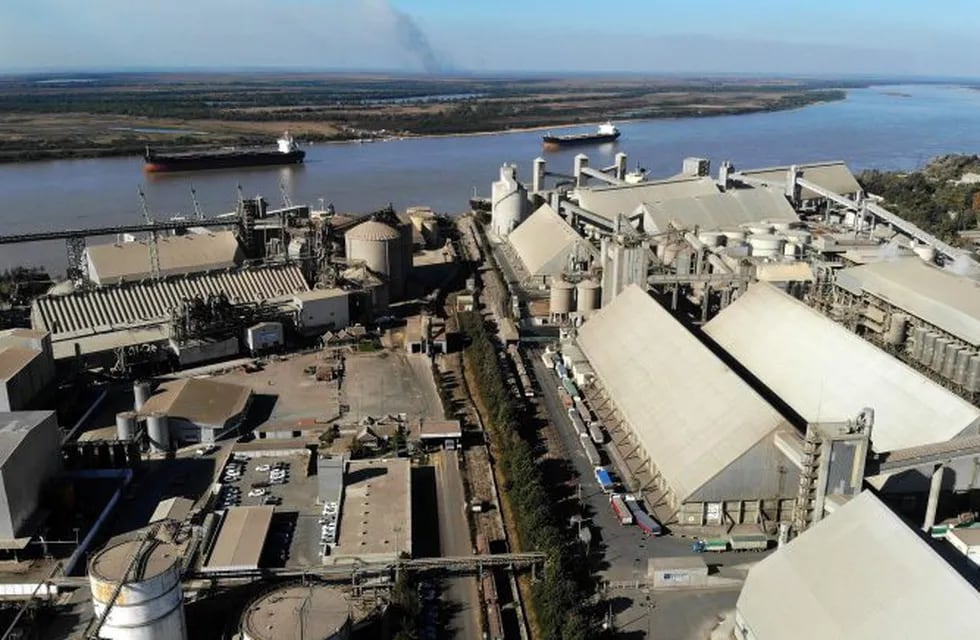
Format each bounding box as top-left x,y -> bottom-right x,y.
568,408 -> 587,436
594,467 -> 614,493
588,421 -> 605,445
729,534 -> 768,551
573,397 -> 591,422
610,494 -> 633,525
561,378 -> 579,399
623,494 -> 662,536
580,434 -> 601,466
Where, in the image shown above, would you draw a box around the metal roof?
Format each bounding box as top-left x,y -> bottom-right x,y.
204,506 -> 273,571
149,497 -> 194,524
85,230 -> 243,285
507,204 -> 597,277
704,283 -> 980,452
0,348 -> 40,381
755,262 -> 814,282
345,220 -> 400,242
576,284 -> 791,503
736,491 -> 980,639
33,263 -> 309,339
140,378 -> 251,429
574,176 -> 720,220
0,411 -> 55,468
640,186 -> 798,234
737,161 -> 861,199
836,257 -> 980,347
242,584 -> 351,640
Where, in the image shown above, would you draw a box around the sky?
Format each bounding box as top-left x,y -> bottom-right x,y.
1,0 -> 978,77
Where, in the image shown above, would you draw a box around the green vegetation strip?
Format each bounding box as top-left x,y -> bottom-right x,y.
458,311 -> 590,640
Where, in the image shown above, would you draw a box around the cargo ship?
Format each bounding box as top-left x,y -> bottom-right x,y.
542,122 -> 620,148
144,132 -> 305,172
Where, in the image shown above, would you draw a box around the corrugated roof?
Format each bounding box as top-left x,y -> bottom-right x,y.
507,204 -> 597,277
704,283 -> 980,452
575,176 -> 720,220
86,230 -> 243,285
737,161 -> 860,199
736,491 -> 980,639
205,506 -> 273,571
140,378 -> 251,428
576,284 -> 791,502
33,263 -> 308,338
640,186 -> 798,234
836,257 -> 980,346
346,220 -> 400,241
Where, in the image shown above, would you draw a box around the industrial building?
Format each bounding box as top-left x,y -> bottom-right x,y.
704,283 -> 980,453
503,203 -> 597,283
734,160 -> 862,202
344,216 -> 413,302
0,328 -> 54,411
204,505 -> 274,572
138,377 -> 253,444
330,458 -> 411,563
0,411 -> 61,541
637,185 -> 798,235
240,583 -> 358,640
292,288 -> 350,334
576,285 -> 800,525
734,491 -> 980,639
85,230 -> 244,285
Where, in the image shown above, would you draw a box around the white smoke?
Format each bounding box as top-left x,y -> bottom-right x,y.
944,252 -> 980,278
876,241 -> 902,262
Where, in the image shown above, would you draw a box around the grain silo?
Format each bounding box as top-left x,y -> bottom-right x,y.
549,279 -> 575,319
134,381 -> 151,411
241,584 -> 356,640
89,537 -> 187,640
576,279 -> 601,317
146,412 -> 170,453
491,164 -> 527,238
345,220 -> 406,300
116,411 -> 138,441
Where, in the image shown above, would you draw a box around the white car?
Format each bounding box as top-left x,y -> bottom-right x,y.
256,464 -> 271,472
248,488 -> 267,497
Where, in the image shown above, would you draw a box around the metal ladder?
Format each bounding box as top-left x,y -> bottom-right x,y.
791,428 -> 822,535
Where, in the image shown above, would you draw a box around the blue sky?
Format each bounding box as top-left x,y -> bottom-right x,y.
1,0 -> 977,76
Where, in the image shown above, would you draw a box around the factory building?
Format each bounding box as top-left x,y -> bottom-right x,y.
734,160 -> 862,202
240,584 -> 357,640
204,506 -> 274,572
734,491 -> 980,640
577,285 -> 800,526
704,283 -> 980,454
292,289 -> 350,334
0,411 -> 62,540
831,257 -> 980,397
138,378 -> 252,444
0,328 -> 54,412
85,230 -> 244,285
504,203 -> 598,283
573,175 -> 720,223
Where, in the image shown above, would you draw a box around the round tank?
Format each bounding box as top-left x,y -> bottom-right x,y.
720,228 -> 746,243
747,234 -> 785,257
549,279 -> 574,315
345,221 -> 405,298
913,243 -> 937,263
885,313 -> 908,346
241,584 -> 353,640
576,280 -> 601,317
146,413 -> 170,453
134,381 -> 151,412
116,411 -> 138,441
89,538 -> 187,640
697,231 -> 725,247
491,164 -> 526,237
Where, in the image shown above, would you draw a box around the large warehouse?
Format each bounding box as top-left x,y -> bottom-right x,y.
703,283 -> 980,453
577,284 -> 800,526
504,203 -> 598,282
85,230 -> 244,285
637,185 -> 798,235
735,491 -> 980,639
0,411 -> 62,541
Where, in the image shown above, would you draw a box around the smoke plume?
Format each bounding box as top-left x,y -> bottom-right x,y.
363,0 -> 448,73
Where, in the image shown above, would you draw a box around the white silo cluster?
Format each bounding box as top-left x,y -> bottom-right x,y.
549,277 -> 602,322
89,537 -> 188,640
491,164 -> 528,238
691,222 -> 814,260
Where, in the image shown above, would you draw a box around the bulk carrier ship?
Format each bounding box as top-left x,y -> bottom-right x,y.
542,122 -> 620,148
144,132 -> 305,172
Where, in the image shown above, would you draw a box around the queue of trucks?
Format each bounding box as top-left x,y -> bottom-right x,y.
691,534 -> 769,553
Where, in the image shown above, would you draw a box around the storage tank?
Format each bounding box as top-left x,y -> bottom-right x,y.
943,344 -> 961,380
549,279 -> 575,316
89,537 -> 187,640
241,584 -> 354,640
134,381 -> 151,412
782,241 -> 800,258
146,413 -> 170,453
931,337 -> 950,372
909,326 -> 926,361
576,280 -> 601,318
116,411 -> 138,441
490,164 -> 526,238
954,349 -> 973,386
967,355 -> 980,393
920,332 -> 938,365
884,314 -> 908,346
345,220 -> 405,299
747,234 -> 785,257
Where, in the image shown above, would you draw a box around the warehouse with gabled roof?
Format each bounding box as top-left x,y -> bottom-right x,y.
504,203 -> 597,281
576,284 -> 800,526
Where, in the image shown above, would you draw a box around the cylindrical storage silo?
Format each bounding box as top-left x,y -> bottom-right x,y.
89,538 -> 187,640
920,332 -> 937,365
931,337 -> 950,372
134,381 -> 151,412
549,279 -> 574,316
146,413 -> 170,453
345,221 -> 405,299
884,313 -> 908,347
747,234 -> 785,258
954,349 -> 973,386
576,280 -> 601,318
241,584 -> 354,640
116,411 -> 138,441
490,164 -> 526,237
967,355 -> 980,393
943,344 -> 961,380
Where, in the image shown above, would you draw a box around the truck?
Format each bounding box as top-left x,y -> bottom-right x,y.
561,378 -> 579,399
580,434 -> 601,466
557,387 -> 574,409
555,361 -> 569,380
573,397 -> 592,422
610,494 -> 634,525
623,494 -> 662,536
594,466 -> 614,493
692,534 -> 769,553
568,408 -> 587,436
587,421 -> 605,445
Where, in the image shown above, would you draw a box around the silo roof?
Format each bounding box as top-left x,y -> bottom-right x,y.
243,584 -> 351,640
346,220 -> 400,242
736,160 -> 861,199
91,538 -> 179,582
703,283 -> 980,452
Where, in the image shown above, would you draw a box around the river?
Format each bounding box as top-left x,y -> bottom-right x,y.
3,83 -> 980,273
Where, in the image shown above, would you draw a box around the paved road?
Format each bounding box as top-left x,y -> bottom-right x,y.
434,450 -> 483,640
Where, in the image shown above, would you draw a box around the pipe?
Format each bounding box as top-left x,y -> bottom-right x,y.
922,463 -> 945,532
